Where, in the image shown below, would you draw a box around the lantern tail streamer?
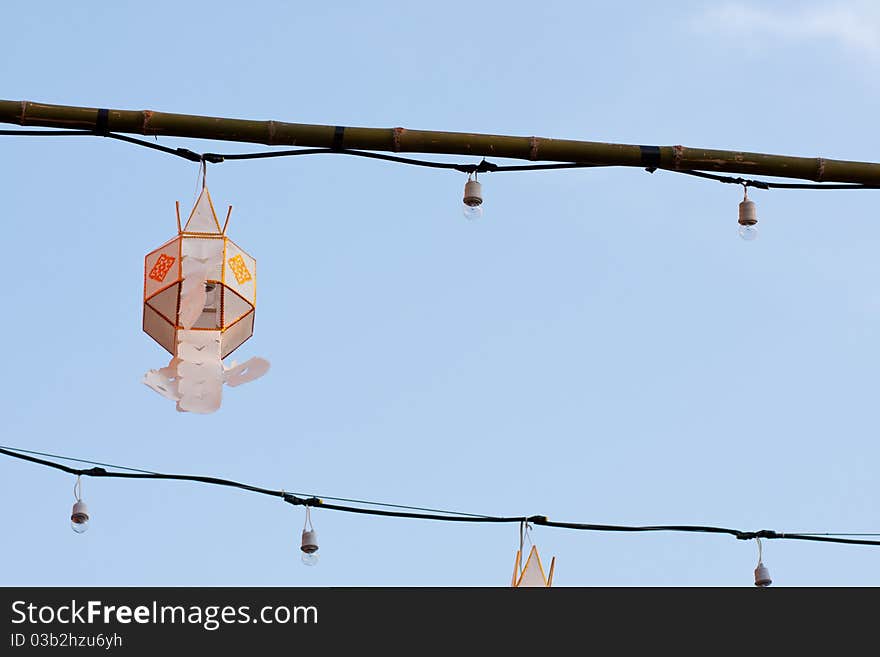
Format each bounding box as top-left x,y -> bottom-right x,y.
142,357 -> 182,401
143,351 -> 269,413
224,357 -> 271,387
175,330 -> 223,414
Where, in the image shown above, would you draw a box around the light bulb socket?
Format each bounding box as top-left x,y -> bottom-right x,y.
301,529 -> 319,554
738,199 -> 757,226
71,500 -> 89,525
754,563 -> 772,587
463,180 -> 483,207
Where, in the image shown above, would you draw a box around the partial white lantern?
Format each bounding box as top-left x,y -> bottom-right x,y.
511,544 -> 556,588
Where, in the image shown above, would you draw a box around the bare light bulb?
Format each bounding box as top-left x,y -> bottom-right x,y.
738,224 -> 758,241
71,500 -> 89,534
462,178 -> 483,220
463,204 -> 483,220
753,538 -> 771,586
738,195 -> 758,241
301,528 -> 319,566
754,562 -> 772,587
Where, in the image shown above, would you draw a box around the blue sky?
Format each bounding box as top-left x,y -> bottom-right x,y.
2,1 -> 880,586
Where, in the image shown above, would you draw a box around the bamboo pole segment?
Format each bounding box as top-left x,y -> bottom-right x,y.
2,99 -> 880,185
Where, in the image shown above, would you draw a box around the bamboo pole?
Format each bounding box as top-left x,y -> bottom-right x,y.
2,99 -> 880,185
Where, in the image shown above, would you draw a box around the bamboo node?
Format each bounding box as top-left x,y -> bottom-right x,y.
142,110 -> 155,135
673,144 -> 684,170
529,136 -> 539,161
392,126 -> 405,152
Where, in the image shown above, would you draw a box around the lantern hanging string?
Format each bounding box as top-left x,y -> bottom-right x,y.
2,445 -> 880,547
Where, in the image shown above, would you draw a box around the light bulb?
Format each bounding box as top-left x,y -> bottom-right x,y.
70,500 -> 89,534
738,224 -> 758,241
754,562 -> 772,587
462,178 -> 483,220
462,203 -> 483,220
300,528 -> 319,566
738,196 -> 757,241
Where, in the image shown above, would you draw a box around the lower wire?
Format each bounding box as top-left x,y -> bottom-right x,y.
2,446 -> 879,546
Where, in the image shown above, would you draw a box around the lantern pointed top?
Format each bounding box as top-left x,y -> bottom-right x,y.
182,186 -> 224,234
512,544 -> 555,588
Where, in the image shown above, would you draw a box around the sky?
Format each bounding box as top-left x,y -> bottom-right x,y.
2,0 -> 880,587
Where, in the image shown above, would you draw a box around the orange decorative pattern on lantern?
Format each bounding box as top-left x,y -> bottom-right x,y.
149,254 -> 177,282
227,254 -> 252,285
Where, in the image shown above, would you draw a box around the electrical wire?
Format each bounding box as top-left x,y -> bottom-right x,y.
0,446 -> 490,518
2,127 -> 877,190
0,446 -> 158,474
2,445 -> 879,547
661,167 -> 880,190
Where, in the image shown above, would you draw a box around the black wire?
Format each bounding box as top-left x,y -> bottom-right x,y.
664,168 -> 879,190
3,127 -> 877,189
204,148 -> 602,174
103,133 -> 205,162
792,533 -> 880,537
0,446 -> 157,474
0,446 -> 490,518
3,446 -> 880,547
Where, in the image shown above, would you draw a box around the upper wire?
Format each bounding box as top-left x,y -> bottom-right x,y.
2,127 -> 878,190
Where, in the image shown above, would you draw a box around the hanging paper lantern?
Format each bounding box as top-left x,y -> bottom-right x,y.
512,544 -> 556,587
142,186 -> 269,413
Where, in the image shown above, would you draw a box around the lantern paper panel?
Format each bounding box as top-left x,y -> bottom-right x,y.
142,186 -> 269,413
512,545 -> 555,587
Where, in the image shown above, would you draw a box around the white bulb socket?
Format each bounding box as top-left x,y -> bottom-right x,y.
754,563 -> 772,587
71,500 -> 89,526
301,529 -> 319,554
463,180 -> 483,207
738,199 -> 757,226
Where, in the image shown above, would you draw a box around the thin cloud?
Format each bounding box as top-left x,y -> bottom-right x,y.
696,2 -> 880,59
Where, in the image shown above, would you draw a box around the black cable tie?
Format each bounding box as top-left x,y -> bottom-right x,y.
332,126 -> 345,151
94,108 -> 110,136
174,148 -> 204,163
283,493 -> 322,507
639,145 -> 662,170
453,159 -> 499,175
736,529 -> 781,540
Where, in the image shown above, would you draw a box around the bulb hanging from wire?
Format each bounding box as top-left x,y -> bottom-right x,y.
462,174 -> 483,220
738,185 -> 758,241
70,475 -> 89,534
753,538 -> 772,586
300,506 -> 319,566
